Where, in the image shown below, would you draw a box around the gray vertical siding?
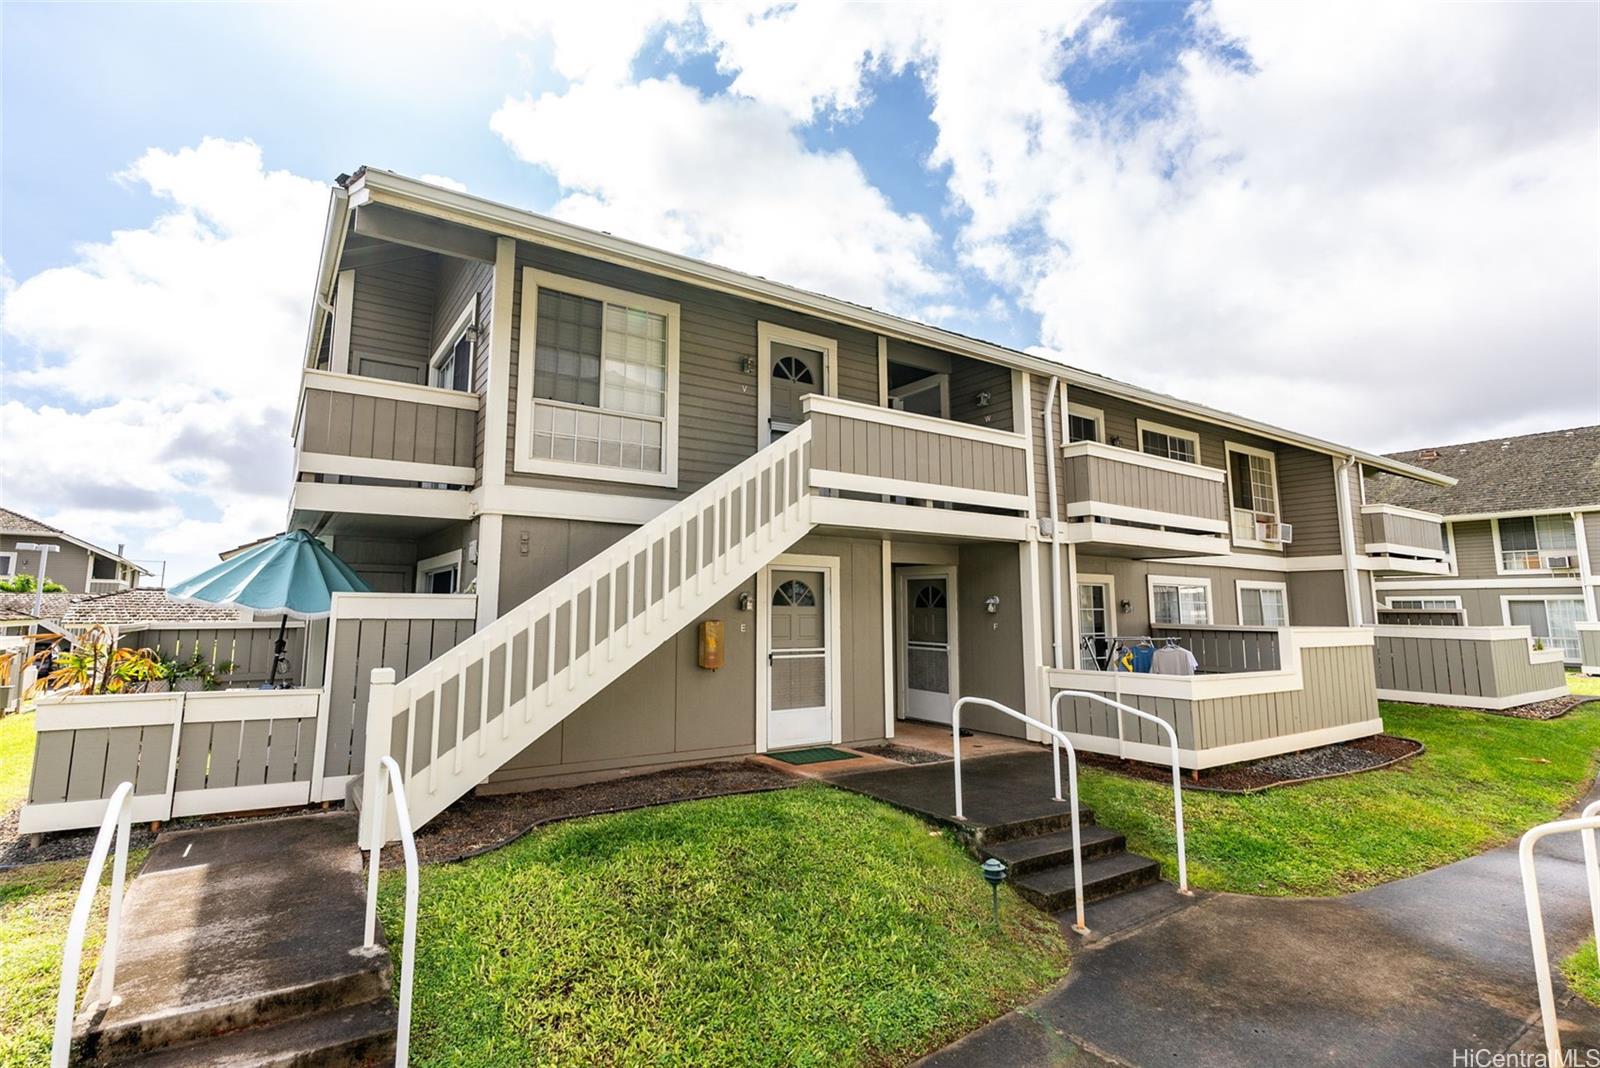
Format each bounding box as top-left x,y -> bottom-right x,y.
1373,631 -> 1566,701
1062,452 -> 1229,526
300,388 -> 476,473
28,717 -> 176,805
1363,509 -> 1445,553
1150,626 -> 1281,672
808,410 -> 1029,500
122,626 -> 307,688
1579,626 -> 1600,669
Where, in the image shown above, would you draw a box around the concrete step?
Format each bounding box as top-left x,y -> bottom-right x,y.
1010,851 -> 1162,912
963,806 -> 1097,847
979,824 -> 1126,876
71,813 -> 394,1066
117,999 -> 397,1068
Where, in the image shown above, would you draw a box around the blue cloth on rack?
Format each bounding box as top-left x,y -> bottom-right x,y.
1131,644 -> 1155,673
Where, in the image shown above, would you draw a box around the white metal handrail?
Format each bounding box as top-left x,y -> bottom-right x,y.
364,753 -> 418,1066
1519,800 -> 1600,1066
1052,690 -> 1190,895
951,697 -> 1088,934
51,781 -> 134,1068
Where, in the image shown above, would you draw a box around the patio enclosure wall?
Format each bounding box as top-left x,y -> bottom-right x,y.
1373,625 -> 1568,710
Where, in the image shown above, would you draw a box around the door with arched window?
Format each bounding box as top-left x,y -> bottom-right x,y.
758,323 -> 836,447
897,567 -> 958,724
767,568 -> 831,748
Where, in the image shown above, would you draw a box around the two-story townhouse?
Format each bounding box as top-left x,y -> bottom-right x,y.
0,508 -> 149,594
284,169 -> 1454,840
1366,427 -> 1600,665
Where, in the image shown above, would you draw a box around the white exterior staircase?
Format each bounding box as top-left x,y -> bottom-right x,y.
360,424 -> 815,845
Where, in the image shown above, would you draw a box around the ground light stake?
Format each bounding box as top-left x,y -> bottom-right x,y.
981,858 -> 1007,926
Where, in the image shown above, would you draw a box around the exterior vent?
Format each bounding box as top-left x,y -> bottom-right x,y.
1418,449 -> 1439,462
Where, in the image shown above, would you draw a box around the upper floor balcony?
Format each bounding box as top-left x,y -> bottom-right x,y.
1058,440 -> 1231,557
1361,503 -> 1450,575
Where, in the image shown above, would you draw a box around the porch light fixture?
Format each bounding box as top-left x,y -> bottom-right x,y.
737,592 -> 753,612
740,355 -> 757,375
984,595 -> 1000,614
981,857 -> 1007,925
974,391 -> 991,408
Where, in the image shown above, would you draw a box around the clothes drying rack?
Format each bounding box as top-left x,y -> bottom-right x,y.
1077,633 -> 1187,672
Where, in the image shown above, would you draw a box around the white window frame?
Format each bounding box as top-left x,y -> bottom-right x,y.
429,298 -> 476,393
1225,441 -> 1284,551
1065,402 -> 1105,444
1135,419 -> 1201,465
512,267 -> 681,488
1074,573 -> 1117,669
1147,574 -> 1213,626
1492,514 -> 1578,575
1383,595 -> 1463,611
415,549 -> 464,594
0,552 -> 14,578
1236,580 -> 1290,627
757,321 -> 838,448
1500,594 -> 1588,662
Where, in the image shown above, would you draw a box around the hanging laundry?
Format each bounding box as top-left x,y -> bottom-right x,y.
1112,644 -> 1136,672
1131,644 -> 1155,673
1152,644 -> 1199,676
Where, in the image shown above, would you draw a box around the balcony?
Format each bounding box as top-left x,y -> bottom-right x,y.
1059,441 -> 1229,557
291,369 -> 479,525
802,395 -> 1033,539
1361,504 -> 1449,575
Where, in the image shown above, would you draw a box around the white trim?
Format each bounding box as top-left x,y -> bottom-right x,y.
1441,506 -> 1600,522
876,336 -> 888,408
351,170 -> 1452,488
327,591 -> 477,621
35,693 -> 185,731
1073,572 -> 1116,670
1335,458 -> 1363,624
180,689 -> 321,724
1225,440 -> 1284,552
1065,402 -> 1106,444
1363,543 -> 1452,562
20,793 -> 173,835
1056,719 -> 1387,772
0,552 -> 14,577
1375,623 -> 1535,641
895,565 -> 960,726
172,782 -> 312,819
301,368 -> 482,410
289,482 -> 473,522
331,269 -> 355,376
512,266 -> 681,488
1575,512 -> 1598,621
1492,514 -> 1581,577
475,512 -> 502,629
756,554 -> 844,752
1061,523 -> 1230,557
484,236 -> 516,487
1236,579 -> 1290,627
1499,593 -> 1589,662
1361,502 -> 1445,525
1382,595 -> 1464,610
298,452 -> 475,486
1374,576 -> 1585,590
1135,419 -> 1202,465
1062,500 -> 1231,534
1376,687 -> 1570,711
758,321 -> 838,448
887,372 -> 950,419
427,297 -> 476,391
415,549 -> 464,594
806,497 -> 1029,541
1147,574 -> 1214,626
1060,439 -> 1227,482
470,484 -> 672,525
1021,373 -> 1036,522
1020,540 -> 1046,738
802,393 -> 1028,450
881,539 -> 894,739
808,468 -> 1030,512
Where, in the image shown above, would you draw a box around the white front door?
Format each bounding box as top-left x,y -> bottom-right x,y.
767,569 -> 832,748
1077,579 -> 1113,670
898,567 -> 958,725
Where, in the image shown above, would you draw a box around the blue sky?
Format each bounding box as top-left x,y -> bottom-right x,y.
2,1 -> 1595,582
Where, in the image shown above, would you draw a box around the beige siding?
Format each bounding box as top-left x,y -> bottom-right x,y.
955,542 -> 1029,737
1451,520 -> 1497,578
808,411 -> 1029,498
2,536 -> 94,593
1377,582 -> 1584,628
29,720 -> 176,805
1062,452 -> 1229,526
300,387 -> 476,472
1073,554 -> 1296,632
123,626 -> 308,688
1586,511 -> 1600,564
1363,510 -> 1446,553
1286,570 -> 1351,626
1374,632 -> 1566,701
433,255 -> 495,477
348,256 -> 435,382
948,357 -> 1014,432
1580,627 -> 1600,668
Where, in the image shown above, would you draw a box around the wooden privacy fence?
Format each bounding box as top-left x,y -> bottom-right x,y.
20,689 -> 322,834
119,622 -> 318,689
1373,625 -> 1569,711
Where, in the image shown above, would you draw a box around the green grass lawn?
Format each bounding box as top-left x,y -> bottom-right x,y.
376,786 -> 1067,1067
0,711 -> 36,816
1077,699 -> 1600,897
1570,671 -> 1600,698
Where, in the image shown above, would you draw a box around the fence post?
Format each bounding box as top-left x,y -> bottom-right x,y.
358,668 -> 396,851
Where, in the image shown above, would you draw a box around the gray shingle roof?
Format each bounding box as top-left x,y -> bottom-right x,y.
1367,425 -> 1600,516
0,589 -> 243,627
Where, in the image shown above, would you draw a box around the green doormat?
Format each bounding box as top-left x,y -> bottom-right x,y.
769,746 -> 860,765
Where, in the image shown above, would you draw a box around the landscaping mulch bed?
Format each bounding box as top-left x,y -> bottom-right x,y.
1080,734 -> 1424,794
382,758 -> 797,867
1476,694 -> 1598,721
854,743 -> 949,766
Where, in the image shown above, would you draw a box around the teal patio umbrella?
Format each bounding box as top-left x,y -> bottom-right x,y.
170,531 -> 370,686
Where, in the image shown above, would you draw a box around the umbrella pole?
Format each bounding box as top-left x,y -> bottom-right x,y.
267,614 -> 288,689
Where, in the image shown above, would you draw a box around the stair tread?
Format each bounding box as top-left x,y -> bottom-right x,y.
1012,851 -> 1161,894
119,999 -> 397,1067
981,824 -> 1123,865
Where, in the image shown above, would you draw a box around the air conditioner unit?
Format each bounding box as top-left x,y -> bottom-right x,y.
1254,520 -> 1294,545
1544,554 -> 1578,570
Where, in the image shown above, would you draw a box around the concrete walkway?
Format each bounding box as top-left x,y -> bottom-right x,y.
922,779 -> 1600,1067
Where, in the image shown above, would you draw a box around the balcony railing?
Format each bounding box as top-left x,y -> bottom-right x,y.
295,369 -> 479,488
1361,504 -> 1447,561
1059,441 -> 1228,554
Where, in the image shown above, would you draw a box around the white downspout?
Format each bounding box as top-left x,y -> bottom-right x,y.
1574,511 -> 1597,622
1042,376 -> 1064,667
1334,456 -> 1364,626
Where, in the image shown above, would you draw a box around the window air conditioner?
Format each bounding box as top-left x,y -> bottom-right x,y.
1544,554 -> 1578,570
1255,520 -> 1294,545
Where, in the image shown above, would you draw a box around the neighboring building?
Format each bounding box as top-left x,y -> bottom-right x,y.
279,168 -> 1453,837
0,509 -> 149,594
1366,427 -> 1600,664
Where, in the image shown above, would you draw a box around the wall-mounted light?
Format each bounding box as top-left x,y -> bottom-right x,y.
975,391 -> 992,408
740,355 -> 757,375
1119,599 -> 1132,614
1109,434 -> 1122,447
984,595 -> 1001,614
737,592 -> 753,612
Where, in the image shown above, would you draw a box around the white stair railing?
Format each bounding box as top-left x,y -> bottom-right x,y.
951,697 -> 1088,934
363,743 -> 417,1067
1051,690 -> 1190,895
51,781 -> 134,1068
1519,798 -> 1600,1067
362,424 -> 815,845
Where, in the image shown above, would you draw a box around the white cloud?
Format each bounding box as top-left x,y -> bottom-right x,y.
417,173 -> 469,193
1,139 -> 324,583
490,77 -> 947,311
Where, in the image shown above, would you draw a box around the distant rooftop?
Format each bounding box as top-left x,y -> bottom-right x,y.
0,588 -> 243,627
0,508 -> 148,572
1367,425 -> 1600,516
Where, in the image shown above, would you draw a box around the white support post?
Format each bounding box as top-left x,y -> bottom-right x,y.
359,668 -> 396,851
